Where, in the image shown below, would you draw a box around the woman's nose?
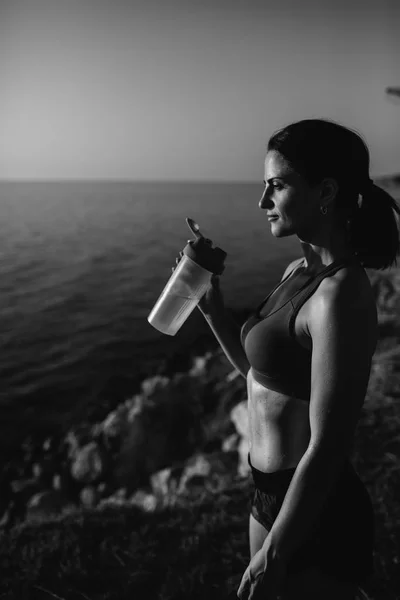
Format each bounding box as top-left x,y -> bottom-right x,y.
259,186 -> 274,210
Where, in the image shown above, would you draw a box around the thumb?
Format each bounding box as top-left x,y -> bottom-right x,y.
237,571 -> 251,599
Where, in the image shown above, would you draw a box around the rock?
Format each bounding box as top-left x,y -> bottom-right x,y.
70,441 -> 104,484
140,375 -> 169,396
129,490 -> 158,513
52,474 -> 62,491
114,375 -> 204,493
31,463 -> 41,478
3,477 -> 43,526
230,401 -> 250,477
10,477 -> 39,496
369,270 -> 400,316
127,402 -> 143,423
0,485 -> 11,521
149,451 -> 239,503
178,451 -> 239,495
226,369 -> 241,382
0,507 -> 12,529
31,456 -> 57,485
26,490 -> 72,521
230,400 -> 249,439
150,465 -> 183,498
97,487 -> 129,508
64,426 -> 92,459
51,465 -> 82,504
42,438 -> 52,452
237,438 -> 251,477
222,433 -> 240,453
97,487 -> 131,508
80,486 -> 98,508
101,405 -> 129,438
189,354 -> 212,377
177,454 -> 211,494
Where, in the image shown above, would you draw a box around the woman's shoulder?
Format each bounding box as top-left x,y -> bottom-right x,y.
320,260 -> 372,299
311,260 -> 377,322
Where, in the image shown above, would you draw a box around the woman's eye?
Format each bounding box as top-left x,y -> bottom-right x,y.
262,181 -> 283,192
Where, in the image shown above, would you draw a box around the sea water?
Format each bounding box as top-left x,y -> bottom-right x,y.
1,179 -> 397,438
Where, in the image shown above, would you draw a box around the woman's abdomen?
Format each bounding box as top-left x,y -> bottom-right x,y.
247,369 -> 311,472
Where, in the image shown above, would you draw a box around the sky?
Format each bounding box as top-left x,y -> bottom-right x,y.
0,0 -> 399,181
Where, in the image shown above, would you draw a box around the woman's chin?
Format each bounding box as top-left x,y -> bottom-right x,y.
270,223 -> 293,238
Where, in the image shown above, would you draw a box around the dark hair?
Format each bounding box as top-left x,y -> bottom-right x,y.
267,118 -> 400,270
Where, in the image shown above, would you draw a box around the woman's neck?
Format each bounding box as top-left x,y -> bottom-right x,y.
299,239 -> 355,274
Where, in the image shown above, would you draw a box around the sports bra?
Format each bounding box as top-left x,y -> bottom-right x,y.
240,256 -> 358,400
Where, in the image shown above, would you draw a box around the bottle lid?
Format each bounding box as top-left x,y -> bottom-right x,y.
183,238 -> 227,275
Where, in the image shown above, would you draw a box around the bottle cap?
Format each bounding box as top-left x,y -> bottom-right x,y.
183,238 -> 227,275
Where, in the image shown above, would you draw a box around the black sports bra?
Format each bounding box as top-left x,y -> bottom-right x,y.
240,257 -> 358,400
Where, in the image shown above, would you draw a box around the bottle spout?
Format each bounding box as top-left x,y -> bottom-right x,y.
186,217 -> 205,240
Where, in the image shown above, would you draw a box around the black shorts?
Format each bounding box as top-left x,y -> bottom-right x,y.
248,454 -> 374,584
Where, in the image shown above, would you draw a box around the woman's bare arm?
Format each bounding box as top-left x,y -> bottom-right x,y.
198,302 -> 250,378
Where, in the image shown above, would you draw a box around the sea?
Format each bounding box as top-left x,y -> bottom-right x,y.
1,179 -> 399,447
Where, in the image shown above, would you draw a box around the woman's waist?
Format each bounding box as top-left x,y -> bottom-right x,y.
248,452 -> 359,496
248,441 -> 306,475
248,402 -> 311,472
248,452 -> 297,493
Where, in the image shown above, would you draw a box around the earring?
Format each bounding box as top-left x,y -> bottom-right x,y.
320,206 -> 328,215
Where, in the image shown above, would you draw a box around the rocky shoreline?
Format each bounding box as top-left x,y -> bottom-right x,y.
1,265 -> 400,532
0,346 -> 249,529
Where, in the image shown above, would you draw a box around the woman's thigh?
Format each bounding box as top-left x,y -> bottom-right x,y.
249,514 -> 357,599
280,567 -> 358,600
249,513 -> 269,558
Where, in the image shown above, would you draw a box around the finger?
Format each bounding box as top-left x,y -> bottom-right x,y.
248,571 -> 266,600
237,580 -> 245,598
248,579 -> 260,600
237,584 -> 247,600
248,579 -> 264,600
237,574 -> 251,598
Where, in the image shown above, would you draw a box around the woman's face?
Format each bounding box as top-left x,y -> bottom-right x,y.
260,150 -> 320,239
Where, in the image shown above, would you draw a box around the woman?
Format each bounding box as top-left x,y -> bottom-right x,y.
194,119 -> 400,599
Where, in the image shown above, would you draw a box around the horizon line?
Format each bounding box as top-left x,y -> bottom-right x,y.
0,173 -> 399,185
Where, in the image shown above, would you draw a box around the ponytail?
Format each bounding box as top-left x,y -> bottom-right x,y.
348,183 -> 400,270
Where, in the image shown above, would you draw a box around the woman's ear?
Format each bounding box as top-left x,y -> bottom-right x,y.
319,177 -> 339,210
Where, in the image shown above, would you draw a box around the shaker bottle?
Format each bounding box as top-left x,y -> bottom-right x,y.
147,218 -> 226,336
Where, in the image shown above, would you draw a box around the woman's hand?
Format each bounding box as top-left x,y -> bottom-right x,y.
237,546 -> 287,600
197,273 -> 224,316
172,241 -> 225,317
